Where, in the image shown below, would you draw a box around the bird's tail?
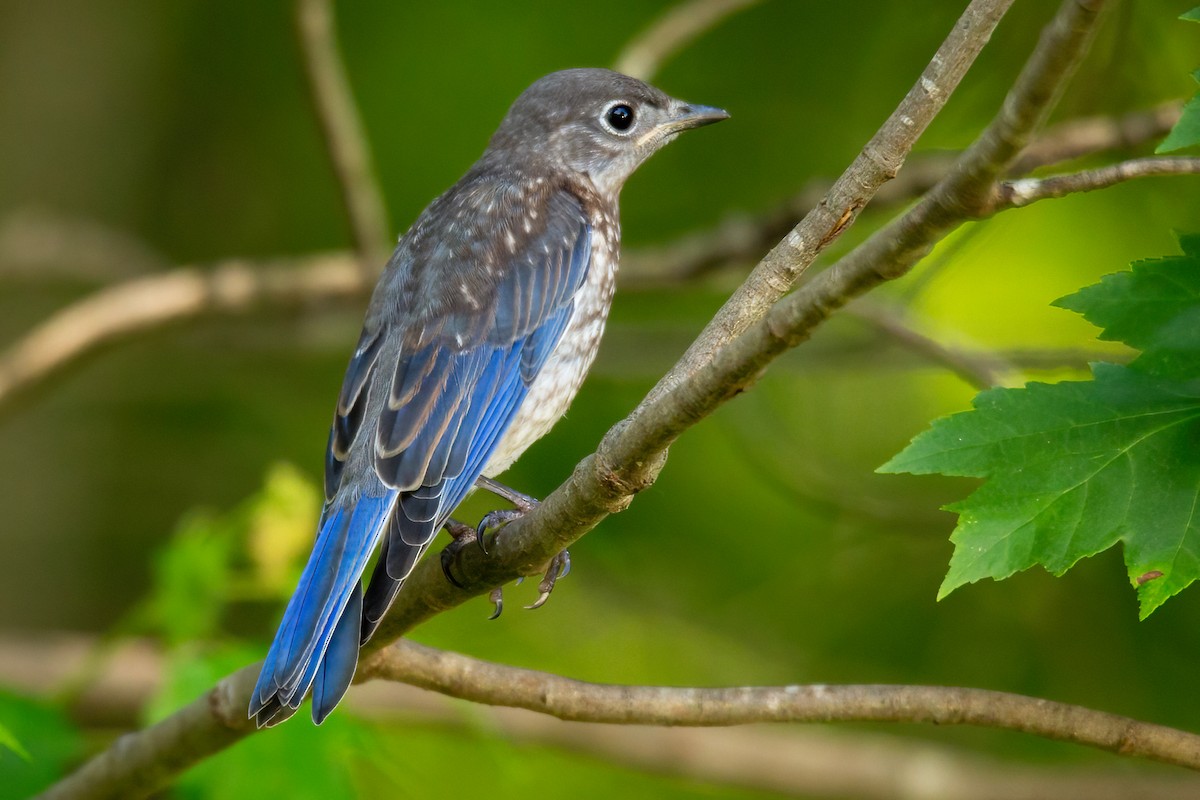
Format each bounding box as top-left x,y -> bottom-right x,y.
249,490 -> 396,727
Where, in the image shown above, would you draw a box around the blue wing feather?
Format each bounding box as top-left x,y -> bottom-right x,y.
252,181 -> 594,725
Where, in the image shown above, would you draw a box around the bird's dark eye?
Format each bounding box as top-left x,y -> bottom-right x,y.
605,104 -> 634,131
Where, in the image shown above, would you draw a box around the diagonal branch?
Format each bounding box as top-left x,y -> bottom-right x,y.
295,0 -> 391,274
845,300 -> 1017,390
362,0 -> 1022,648
642,0 -> 1017,402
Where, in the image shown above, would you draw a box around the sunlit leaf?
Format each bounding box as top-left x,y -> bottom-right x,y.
245,462 -> 321,598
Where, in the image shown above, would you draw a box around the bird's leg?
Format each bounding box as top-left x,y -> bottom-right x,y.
474,475 -> 572,614
474,475 -> 539,543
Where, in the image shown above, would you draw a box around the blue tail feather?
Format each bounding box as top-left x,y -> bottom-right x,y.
312,580 -> 363,724
250,491 -> 395,724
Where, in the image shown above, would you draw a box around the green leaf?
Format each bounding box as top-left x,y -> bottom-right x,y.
1053,233 -> 1200,379
130,462 -> 321,644
1157,77 -> 1200,153
882,237 -> 1200,617
1156,3 -> 1200,152
0,691 -> 84,796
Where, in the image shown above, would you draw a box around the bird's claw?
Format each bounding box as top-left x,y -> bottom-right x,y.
488,587 -> 504,620
483,549 -> 571,618
525,549 -> 571,610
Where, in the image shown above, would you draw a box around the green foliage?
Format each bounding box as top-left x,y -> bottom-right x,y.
0,692 -> 84,796
1156,8 -> 1200,152
145,646 -> 361,800
131,462 -> 319,645
882,236 -> 1200,617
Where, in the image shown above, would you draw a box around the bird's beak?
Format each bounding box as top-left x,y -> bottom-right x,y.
666,103 -> 730,132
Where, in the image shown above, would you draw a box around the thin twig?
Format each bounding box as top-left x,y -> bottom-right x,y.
998,156 -> 1200,207
613,0 -> 762,81
295,0 -> 391,274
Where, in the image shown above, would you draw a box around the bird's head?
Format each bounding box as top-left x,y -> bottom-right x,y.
482,68 -> 728,197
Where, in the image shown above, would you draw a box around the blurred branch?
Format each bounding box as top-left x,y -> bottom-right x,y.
1008,100 -> 1181,174
0,208 -> 166,284
295,0 -> 391,274
0,254 -> 361,414
997,156 -> 1200,207
613,0 -> 762,81
7,634 -> 1196,800
846,300 -> 1016,389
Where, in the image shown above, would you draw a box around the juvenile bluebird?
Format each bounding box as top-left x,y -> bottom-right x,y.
250,68 -> 727,726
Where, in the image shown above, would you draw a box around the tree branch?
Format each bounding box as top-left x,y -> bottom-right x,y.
363,641 -> 1200,771
295,0 -> 391,274
361,0 -> 1021,648
997,156 -> 1200,207
613,0 -> 762,81
1008,100 -> 1181,175
8,634 -> 1195,800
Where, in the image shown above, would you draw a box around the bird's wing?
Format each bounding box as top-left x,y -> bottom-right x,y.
251,182 -> 593,725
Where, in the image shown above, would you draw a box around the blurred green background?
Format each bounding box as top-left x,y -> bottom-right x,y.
2,0 -> 1200,796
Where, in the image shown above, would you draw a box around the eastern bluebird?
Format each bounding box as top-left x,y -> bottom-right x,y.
250,68 -> 727,726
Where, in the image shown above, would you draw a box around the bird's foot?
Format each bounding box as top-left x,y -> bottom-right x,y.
471,476 -> 572,618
